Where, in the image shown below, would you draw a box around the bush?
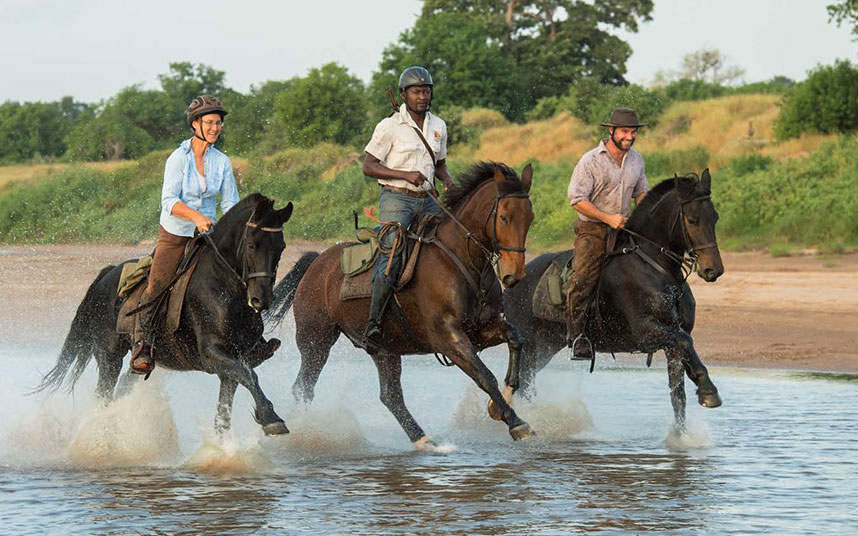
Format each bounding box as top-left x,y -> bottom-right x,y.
461,108 -> 509,130
774,60 -> 858,140
645,146 -> 710,178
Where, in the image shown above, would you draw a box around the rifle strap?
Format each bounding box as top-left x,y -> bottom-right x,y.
411,126 -> 437,166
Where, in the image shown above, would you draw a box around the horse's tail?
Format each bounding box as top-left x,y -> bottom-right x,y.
32,264 -> 115,394
264,251 -> 319,327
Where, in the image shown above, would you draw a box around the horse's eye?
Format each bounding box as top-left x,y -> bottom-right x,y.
248,243 -> 256,250
500,215 -> 509,224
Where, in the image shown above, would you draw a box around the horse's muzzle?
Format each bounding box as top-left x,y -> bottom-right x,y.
700,266 -> 723,282
502,274 -> 520,288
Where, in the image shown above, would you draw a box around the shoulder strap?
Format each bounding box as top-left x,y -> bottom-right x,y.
411,126 -> 437,166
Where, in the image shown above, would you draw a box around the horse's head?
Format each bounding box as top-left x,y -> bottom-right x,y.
242,197 -> 293,312
675,169 -> 724,282
490,164 -> 534,287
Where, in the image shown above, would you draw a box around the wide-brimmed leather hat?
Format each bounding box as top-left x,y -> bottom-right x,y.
600,107 -> 647,128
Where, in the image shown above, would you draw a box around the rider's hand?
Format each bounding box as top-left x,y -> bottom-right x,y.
403,171 -> 428,187
194,215 -> 213,233
442,178 -> 455,191
604,214 -> 627,229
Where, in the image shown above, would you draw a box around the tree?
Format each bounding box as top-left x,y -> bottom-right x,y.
221,80 -> 294,155
0,100 -> 86,163
828,0 -> 858,39
654,47 -> 745,86
369,12 -> 526,120
158,62 -> 228,106
274,63 -> 367,148
774,60 -> 858,139
419,0 -> 654,103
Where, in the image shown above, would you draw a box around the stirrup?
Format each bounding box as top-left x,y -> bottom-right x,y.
570,334 -> 597,373
130,340 -> 155,379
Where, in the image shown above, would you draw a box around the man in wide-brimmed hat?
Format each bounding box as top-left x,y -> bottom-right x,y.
565,107 -> 649,359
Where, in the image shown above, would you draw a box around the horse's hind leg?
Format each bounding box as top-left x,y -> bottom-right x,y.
215,377 -> 238,437
95,336 -> 128,403
292,317 -> 339,404
369,352 -> 429,448
665,347 -> 687,431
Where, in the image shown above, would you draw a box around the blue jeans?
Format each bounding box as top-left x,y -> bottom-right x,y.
372,188 -> 443,284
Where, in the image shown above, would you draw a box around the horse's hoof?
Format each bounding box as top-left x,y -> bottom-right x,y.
263,420 -> 290,436
510,423 -> 535,441
698,391 -> 722,408
487,385 -> 514,422
414,436 -> 438,452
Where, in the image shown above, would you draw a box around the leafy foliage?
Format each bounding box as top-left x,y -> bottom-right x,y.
274,63 -> 367,148
774,60 -> 858,139
0,98 -> 91,164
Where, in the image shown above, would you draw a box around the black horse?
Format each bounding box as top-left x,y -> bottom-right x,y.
501,171 -> 724,430
36,193 -> 317,436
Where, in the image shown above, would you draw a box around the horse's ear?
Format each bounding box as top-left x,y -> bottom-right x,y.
520,163 -> 533,192
276,202 -> 293,225
492,165 -> 507,185
701,168 -> 711,193
673,172 -> 680,191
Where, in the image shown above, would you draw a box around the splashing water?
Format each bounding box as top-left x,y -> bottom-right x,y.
67,376 -> 180,467
665,418 -> 712,451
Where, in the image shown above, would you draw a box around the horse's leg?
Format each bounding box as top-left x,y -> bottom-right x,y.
292,318 -> 340,404
214,376 -> 238,438
676,333 -> 721,408
368,352 -> 429,447
473,316 -> 521,422
518,321 -> 566,400
201,342 -> 288,435
439,324 -> 534,440
665,347 -> 687,432
94,336 -> 126,404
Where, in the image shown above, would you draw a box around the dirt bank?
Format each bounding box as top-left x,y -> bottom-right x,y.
1,244 -> 855,372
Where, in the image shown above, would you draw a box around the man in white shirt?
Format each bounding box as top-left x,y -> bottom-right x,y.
361,66 -> 456,343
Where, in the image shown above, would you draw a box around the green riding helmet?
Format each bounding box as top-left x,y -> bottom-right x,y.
186,95 -> 228,127
398,66 -> 434,91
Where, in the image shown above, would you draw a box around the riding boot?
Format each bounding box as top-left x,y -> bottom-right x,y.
565,311 -> 593,360
364,275 -> 395,343
130,290 -> 158,375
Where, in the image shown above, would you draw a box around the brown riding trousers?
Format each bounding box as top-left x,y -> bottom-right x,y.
565,220 -> 609,337
145,225 -> 192,297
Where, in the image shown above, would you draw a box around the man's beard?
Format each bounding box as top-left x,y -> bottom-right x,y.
611,132 -> 634,151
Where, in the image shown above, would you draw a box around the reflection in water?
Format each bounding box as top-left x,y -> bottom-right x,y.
1,345 -> 857,535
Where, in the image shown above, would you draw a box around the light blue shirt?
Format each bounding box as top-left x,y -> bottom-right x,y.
160,139 -> 240,237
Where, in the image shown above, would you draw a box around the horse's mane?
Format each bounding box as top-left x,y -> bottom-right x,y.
443,162 -> 522,212
626,174 -> 700,230
214,193 -> 268,234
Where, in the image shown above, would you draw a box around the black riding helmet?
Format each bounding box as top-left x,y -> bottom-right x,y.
398,66 -> 433,91
186,95 -> 227,142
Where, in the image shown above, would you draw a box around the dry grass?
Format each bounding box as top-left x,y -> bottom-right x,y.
471,112 -> 594,166
0,161 -> 133,190
469,94 -> 836,169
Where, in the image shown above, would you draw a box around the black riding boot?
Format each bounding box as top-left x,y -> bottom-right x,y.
130,290 -> 157,374
364,276 -> 395,343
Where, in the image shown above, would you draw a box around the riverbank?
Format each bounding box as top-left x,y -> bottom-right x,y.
0,244 -> 855,372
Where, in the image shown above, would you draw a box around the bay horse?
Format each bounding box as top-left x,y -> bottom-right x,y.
279,163 -> 535,449
35,193 -> 317,436
502,170 -> 724,430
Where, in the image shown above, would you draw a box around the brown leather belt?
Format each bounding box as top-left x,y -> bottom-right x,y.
382,186 -> 429,199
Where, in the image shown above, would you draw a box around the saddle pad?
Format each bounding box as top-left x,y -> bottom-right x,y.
117,256 -> 152,298
115,255 -> 200,335
339,236 -> 425,301
532,250 -> 575,323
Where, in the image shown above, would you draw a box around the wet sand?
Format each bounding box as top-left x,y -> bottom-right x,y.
0,243 -> 855,372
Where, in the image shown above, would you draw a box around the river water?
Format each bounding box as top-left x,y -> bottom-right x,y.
1,326 -> 856,535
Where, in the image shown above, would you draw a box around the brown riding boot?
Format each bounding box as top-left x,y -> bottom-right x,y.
130,290 -> 157,375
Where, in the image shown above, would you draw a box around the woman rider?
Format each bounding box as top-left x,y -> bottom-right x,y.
130,95 -> 239,375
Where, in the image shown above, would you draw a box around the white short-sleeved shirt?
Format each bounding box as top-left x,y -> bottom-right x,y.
364,104 -> 448,192
567,139 -> 648,222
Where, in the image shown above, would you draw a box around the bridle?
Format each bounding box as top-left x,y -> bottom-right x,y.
203,215 -> 283,289
620,190 -> 717,282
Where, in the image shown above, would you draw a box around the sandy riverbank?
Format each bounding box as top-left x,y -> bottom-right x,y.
1,243 -> 855,372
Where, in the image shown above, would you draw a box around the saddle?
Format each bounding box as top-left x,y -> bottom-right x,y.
115,238 -> 203,335
339,213 -> 440,301
531,230 -> 619,323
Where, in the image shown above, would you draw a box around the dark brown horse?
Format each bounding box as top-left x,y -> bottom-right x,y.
279,163 -> 535,449
35,194 -> 317,436
502,171 -> 724,431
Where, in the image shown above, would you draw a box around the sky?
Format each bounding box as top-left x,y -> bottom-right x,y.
1,0 -> 855,103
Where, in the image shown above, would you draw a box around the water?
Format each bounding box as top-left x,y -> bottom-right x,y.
1,327 -> 856,535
